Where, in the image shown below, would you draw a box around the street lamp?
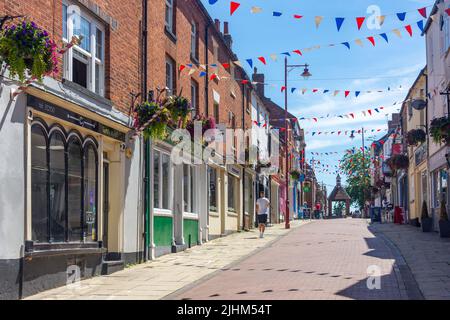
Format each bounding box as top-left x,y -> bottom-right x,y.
284,57 -> 312,229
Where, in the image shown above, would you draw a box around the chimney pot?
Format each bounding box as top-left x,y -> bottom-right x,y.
224,21 -> 229,34
214,19 -> 220,31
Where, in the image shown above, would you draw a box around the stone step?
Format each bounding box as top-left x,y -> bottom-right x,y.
101,260 -> 125,275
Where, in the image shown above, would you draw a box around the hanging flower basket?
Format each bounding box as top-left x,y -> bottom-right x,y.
165,94 -> 193,129
133,101 -> 171,141
290,170 -> 301,181
430,116 -> 450,146
186,114 -> 216,142
406,129 -> 426,146
389,154 -> 409,170
0,20 -> 58,82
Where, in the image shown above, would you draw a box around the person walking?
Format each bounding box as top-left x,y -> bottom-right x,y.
256,191 -> 270,238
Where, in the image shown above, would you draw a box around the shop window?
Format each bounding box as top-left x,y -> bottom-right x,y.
67,136 -> 83,242
208,167 -> 217,212
30,120 -> 99,244
183,164 -> 197,213
228,174 -> 236,212
153,149 -> 172,211
49,131 -> 66,242
31,125 -> 49,243
62,2 -> 105,96
84,143 -> 98,242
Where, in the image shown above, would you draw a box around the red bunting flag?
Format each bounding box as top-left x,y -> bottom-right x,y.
281,86 -> 286,92
258,57 -> 267,65
230,2 -> 240,16
241,79 -> 249,84
446,8 -> 450,16
380,106 -> 384,109
405,25 -> 413,37
293,49 -> 303,56
368,109 -> 372,115
210,73 -> 218,81
222,63 -> 230,69
349,113 -> 355,119
356,17 -> 365,30
345,91 -> 350,97
294,14 -> 303,19
418,7 -> 427,18
367,36 -> 375,46
179,64 -> 186,72
313,89 -> 318,93
313,118 -> 318,122
338,131 -> 341,135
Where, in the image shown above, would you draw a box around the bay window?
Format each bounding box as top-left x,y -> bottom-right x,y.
62,2 -> 105,96
31,119 -> 98,243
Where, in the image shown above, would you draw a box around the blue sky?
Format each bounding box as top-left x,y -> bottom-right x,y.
201,0 -> 430,190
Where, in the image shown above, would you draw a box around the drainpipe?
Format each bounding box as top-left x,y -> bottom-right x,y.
142,0 -> 149,262
204,23 -> 210,116
242,83 -> 246,230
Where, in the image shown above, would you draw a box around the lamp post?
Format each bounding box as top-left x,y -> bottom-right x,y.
284,57 -> 312,229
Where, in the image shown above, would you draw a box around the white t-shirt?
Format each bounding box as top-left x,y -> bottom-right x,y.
256,197 -> 270,215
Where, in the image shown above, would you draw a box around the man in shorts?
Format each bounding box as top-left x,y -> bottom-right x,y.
256,191 -> 270,238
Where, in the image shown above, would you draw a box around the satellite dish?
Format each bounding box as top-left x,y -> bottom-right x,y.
411,99 -> 427,111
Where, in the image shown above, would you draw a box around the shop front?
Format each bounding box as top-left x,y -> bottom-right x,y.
0,82 -> 136,299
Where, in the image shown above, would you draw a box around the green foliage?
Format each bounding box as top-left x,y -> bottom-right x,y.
0,20 -> 58,82
430,117 -> 450,146
339,150 -> 371,209
165,95 -> 192,129
290,170 -> 301,181
133,101 -> 171,141
333,202 -> 345,215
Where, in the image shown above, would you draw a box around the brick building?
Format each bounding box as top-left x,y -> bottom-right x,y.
0,0 -> 143,299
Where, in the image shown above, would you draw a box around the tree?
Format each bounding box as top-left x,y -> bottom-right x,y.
333,202 -> 345,216
339,150 -> 371,210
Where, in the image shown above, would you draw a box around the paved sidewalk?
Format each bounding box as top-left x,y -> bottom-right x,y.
371,223 -> 450,300
26,220 -> 309,300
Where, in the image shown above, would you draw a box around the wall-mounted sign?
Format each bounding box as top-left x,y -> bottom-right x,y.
28,95 -> 126,142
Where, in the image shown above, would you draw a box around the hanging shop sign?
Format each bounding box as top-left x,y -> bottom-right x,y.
27,95 -> 126,142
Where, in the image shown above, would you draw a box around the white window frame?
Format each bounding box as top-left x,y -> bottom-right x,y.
166,57 -> 174,94
190,79 -> 198,117
62,1 -> 105,97
183,164 -> 198,215
153,149 -> 173,213
190,21 -> 198,59
165,0 -> 174,33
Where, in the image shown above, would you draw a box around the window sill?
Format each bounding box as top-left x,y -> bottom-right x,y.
165,26 -> 177,43
154,209 -> 173,217
183,212 -> 199,220
25,242 -> 104,258
190,54 -> 199,65
62,78 -> 111,107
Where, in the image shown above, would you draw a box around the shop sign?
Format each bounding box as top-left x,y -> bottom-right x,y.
227,164 -> 241,177
28,95 -> 126,142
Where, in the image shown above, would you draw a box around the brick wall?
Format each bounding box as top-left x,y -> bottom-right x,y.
147,0 -> 250,133
1,0 -> 141,115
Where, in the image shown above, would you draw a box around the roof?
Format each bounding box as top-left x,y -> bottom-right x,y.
328,175 -> 351,201
424,0 -> 441,34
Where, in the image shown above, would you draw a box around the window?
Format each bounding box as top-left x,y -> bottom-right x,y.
49,131 -> 66,242
228,174 -> 236,212
31,120 -> 98,243
191,21 -> 198,60
213,102 -> 219,123
165,0 -> 174,33
191,79 -> 199,117
166,56 -> 175,95
183,164 -> 197,213
62,2 -> 105,96
84,143 -> 98,242
433,169 -> 448,208
153,150 -> 172,210
208,167 -> 217,211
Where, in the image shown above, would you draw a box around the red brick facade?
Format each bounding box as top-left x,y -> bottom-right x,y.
1,0 -> 142,114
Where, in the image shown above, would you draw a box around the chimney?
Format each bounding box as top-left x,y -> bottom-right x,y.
223,21 -> 232,49
214,19 -> 220,32
252,67 -> 265,98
